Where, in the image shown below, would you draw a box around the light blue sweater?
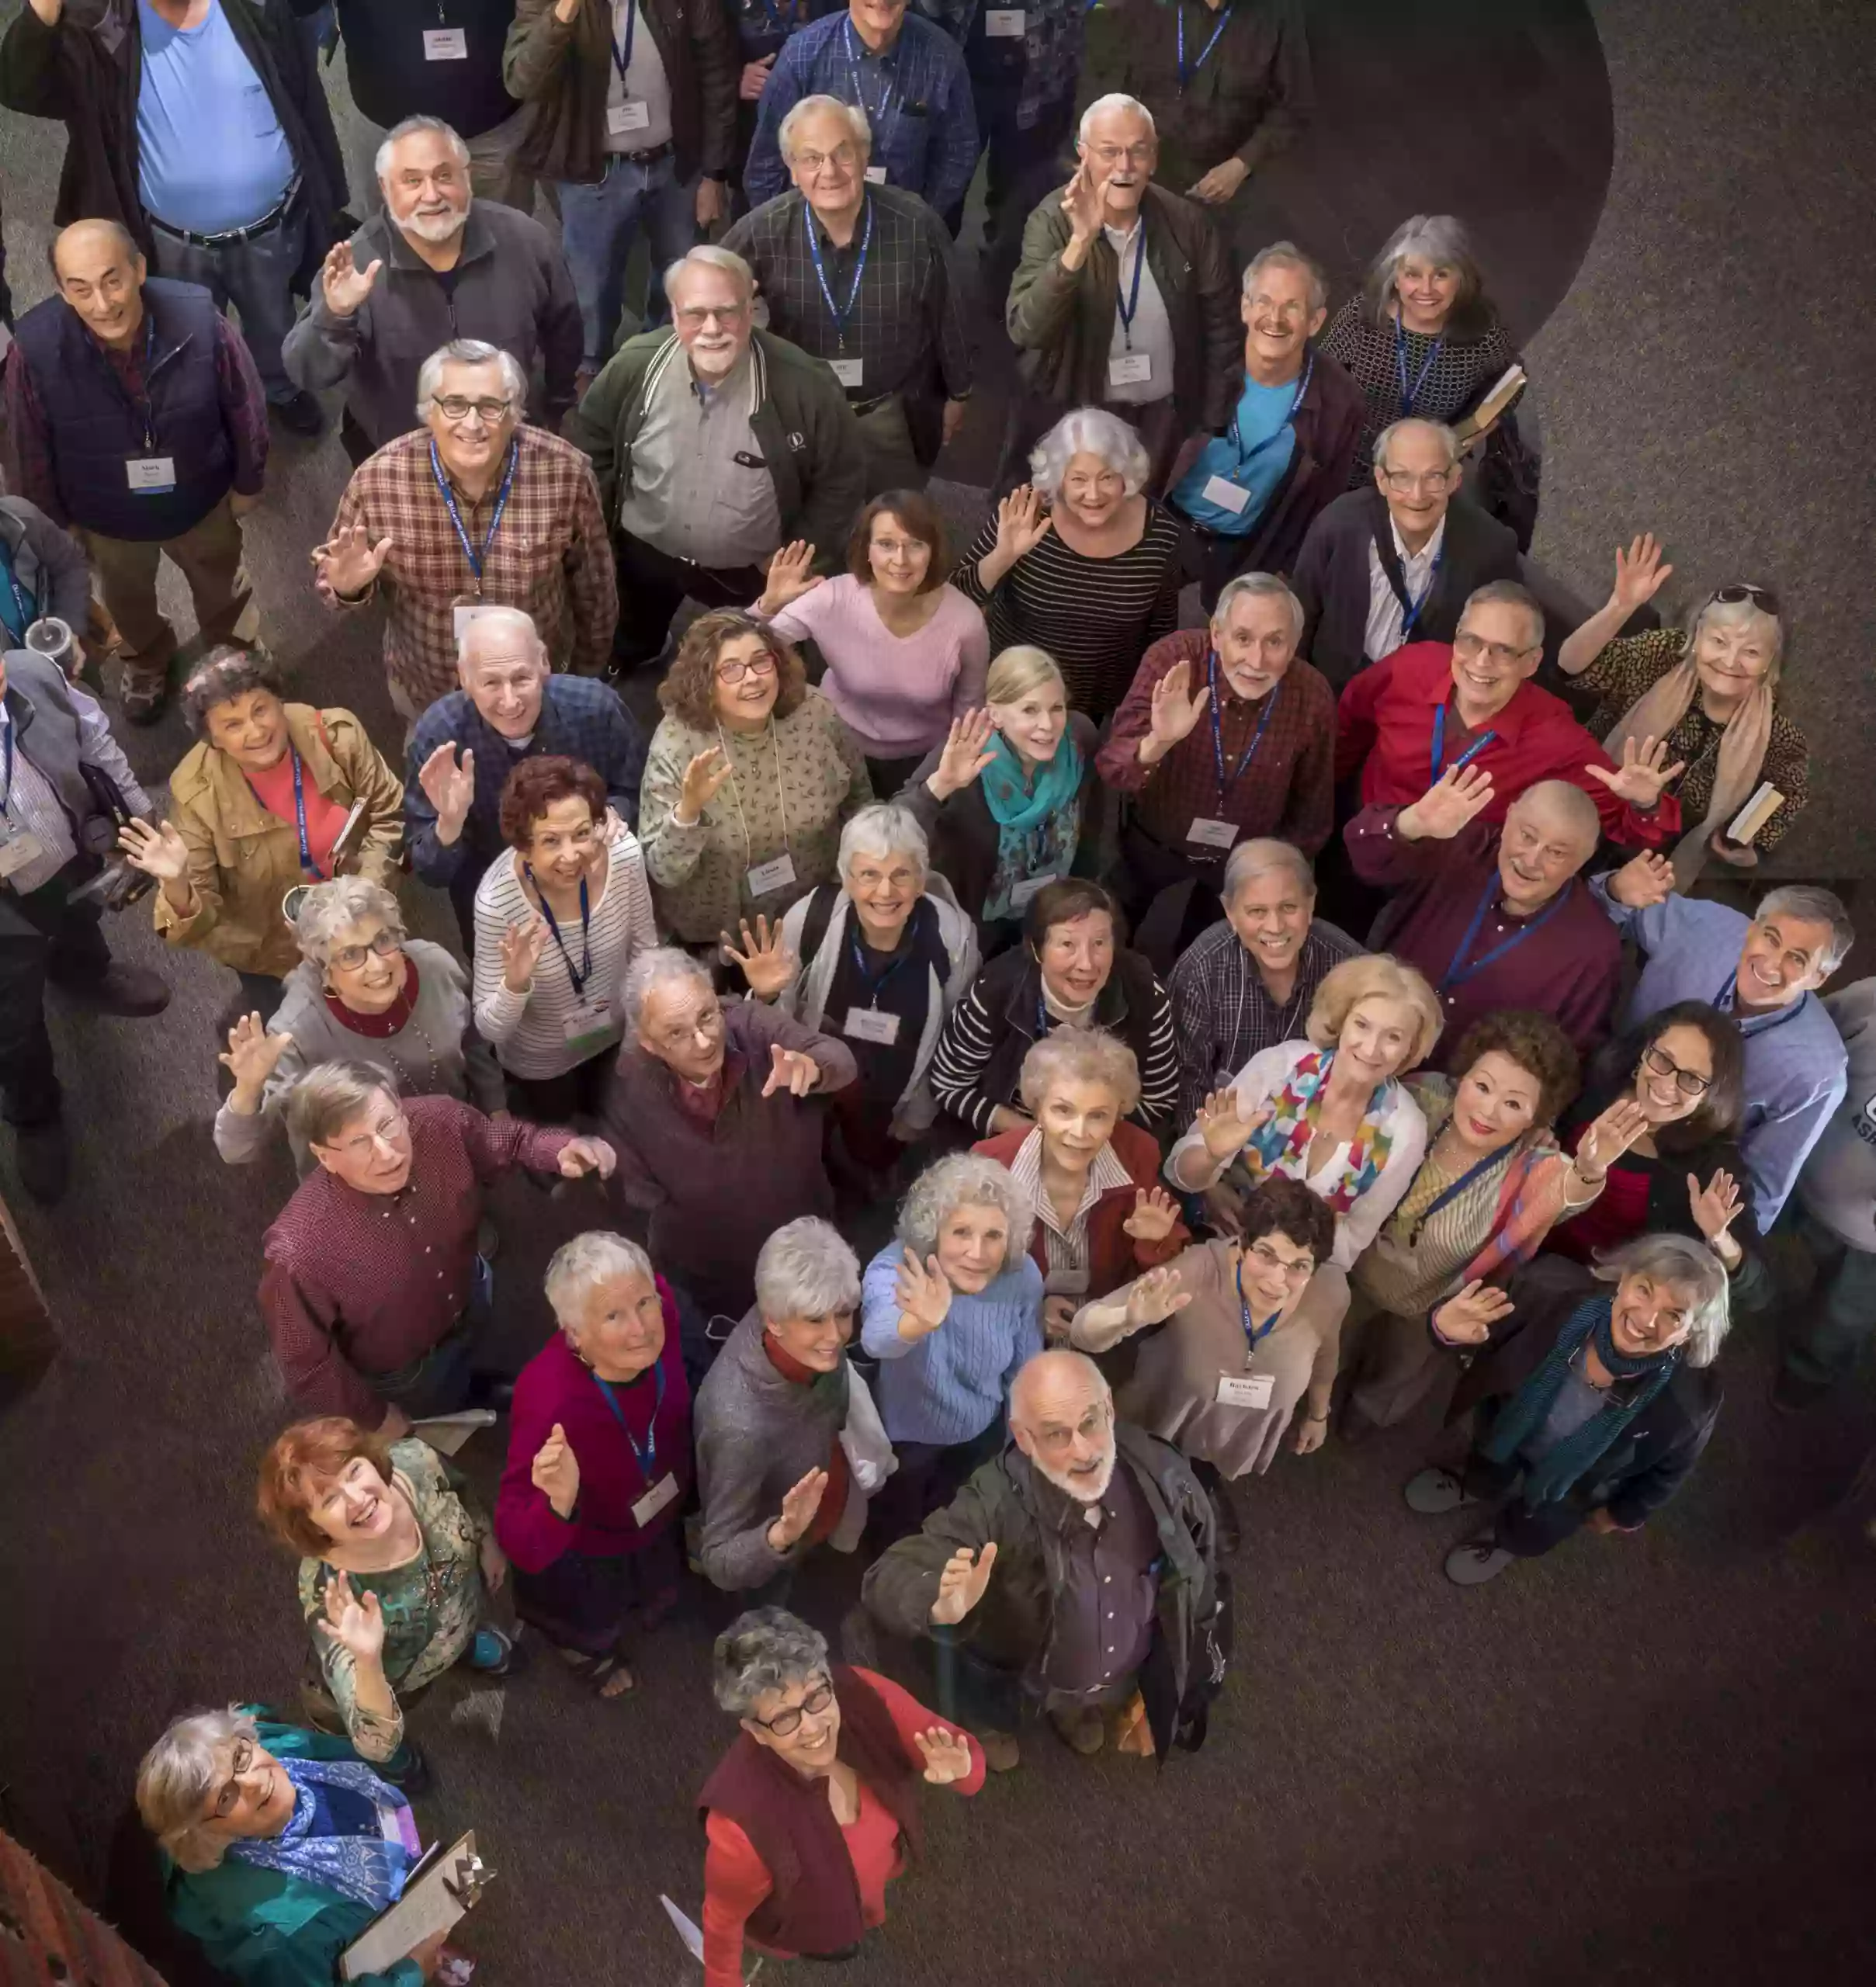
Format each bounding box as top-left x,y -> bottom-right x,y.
860,1245 -> 1045,1448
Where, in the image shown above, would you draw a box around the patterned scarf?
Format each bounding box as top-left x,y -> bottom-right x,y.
1479,1294 -> 1680,1507
1233,1048 -> 1395,1214
225,1756 -> 411,1911
979,729 -> 1083,923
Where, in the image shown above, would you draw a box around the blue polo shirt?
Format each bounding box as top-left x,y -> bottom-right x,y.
1171,371 -> 1299,536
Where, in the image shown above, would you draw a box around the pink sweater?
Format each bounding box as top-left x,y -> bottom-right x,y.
765,578 -> 990,758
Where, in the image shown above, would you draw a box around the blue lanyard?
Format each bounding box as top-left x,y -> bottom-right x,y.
591,1359 -> 666,1485
288,747 -> 323,877
0,723 -> 14,816
526,871 -> 592,996
804,195 -> 873,349
1393,317 -> 1444,417
1207,651 -> 1279,802
849,921 -> 916,1005
1177,0 -> 1233,90
1715,972 -> 1804,1039
1226,350 -> 1313,479
1405,1141 -> 1507,1241
1428,702 -> 1496,789
1234,1259 -> 1281,1356
610,0 -> 636,81
0,562 -> 32,640
1440,871 -> 1570,991
430,437 -> 517,588
841,17 -> 897,140
1396,546 -> 1442,641
1115,220 -> 1147,348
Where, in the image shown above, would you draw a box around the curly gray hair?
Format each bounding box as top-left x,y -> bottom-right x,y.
180,644 -> 281,737
896,1153 -> 1035,1274
1017,1025 -> 1142,1118
544,1231 -> 657,1341
1590,1233 -> 1731,1369
136,1706 -> 260,1872
373,113 -> 470,184
713,1607 -> 829,1718
1028,407 -> 1150,503
287,876 -> 406,967
754,1217 -> 860,1323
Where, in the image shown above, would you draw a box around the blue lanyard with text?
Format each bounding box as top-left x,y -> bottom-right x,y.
805,195 -> 873,349
1,567 -> 29,639
1207,650 -> 1278,802
1428,702 -> 1496,789
610,0 -> 636,81
1226,350 -> 1312,479
1440,871 -> 1569,990
1115,221 -> 1147,349
591,1359 -> 665,1483
430,437 -> 517,589
289,747 -> 323,876
1177,0 -> 1233,89
1394,317 -> 1444,416
841,17 -> 898,144
526,871 -> 592,996
0,723 -> 14,816
1235,1260 -> 1280,1355
1396,546 -> 1442,641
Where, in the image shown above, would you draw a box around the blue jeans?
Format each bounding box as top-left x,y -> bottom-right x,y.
557,152 -> 697,366
147,195 -> 310,403
1784,1209 -> 1876,1390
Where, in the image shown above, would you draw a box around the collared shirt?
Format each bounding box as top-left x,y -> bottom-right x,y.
1102,218 -> 1175,407
0,685 -> 152,897
1008,1125 -> 1135,1294
1363,512 -> 1446,664
324,425 -> 617,711
1035,1458 -> 1160,1698
605,0 -> 674,154
720,186 -> 972,406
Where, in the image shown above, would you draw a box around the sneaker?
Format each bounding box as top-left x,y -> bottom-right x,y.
978,1728 -> 1021,1773
466,1625 -> 524,1675
270,389 -> 324,436
117,662 -> 172,724
51,962 -> 170,1018
14,1123 -> 70,1204
1048,1704 -> 1105,1756
1444,1538 -> 1516,1586
1403,1466 -> 1475,1515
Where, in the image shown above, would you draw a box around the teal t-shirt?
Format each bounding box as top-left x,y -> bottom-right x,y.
1172,373 -> 1299,536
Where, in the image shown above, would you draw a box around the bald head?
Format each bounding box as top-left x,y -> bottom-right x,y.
51,220 -> 146,351
1499,779 -> 1600,911
1009,1351 -> 1115,1503
458,607 -> 550,738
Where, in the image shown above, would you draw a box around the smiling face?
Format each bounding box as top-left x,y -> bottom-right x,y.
323,916 -> 408,1015
744,1670 -> 842,1775
199,1736 -> 298,1847
1337,996 -> 1419,1086
1451,601 -> 1542,717
638,977 -> 726,1085
1496,794 -> 1593,912
572,1267 -> 666,1382
1237,1229 -> 1317,1316
305,1454 -> 403,1550
425,356 -> 518,484
310,1091 -> 414,1195
1224,863 -> 1313,982
671,261 -> 754,380
1607,1270 -> 1698,1360
381,129 -> 470,244
845,846 -> 921,938
786,102 -> 867,215
205,688 -> 290,772
1394,252 -> 1462,333
1373,422 -> 1459,541
1079,104 -> 1157,217
1056,450 -> 1129,530
848,0 -> 907,47
1240,258 -> 1326,373
711,631 -> 782,731
1212,590 -> 1298,700
53,221 -> 147,351
1450,1049 -> 1543,1152
1036,1076 -> 1122,1174
523,792 -> 602,890
1632,1021 -> 1713,1127
1011,1364 -> 1116,1502
460,627 -> 549,738
1692,605 -> 1780,707
988,677 -> 1068,768
866,511 -> 933,596
1736,912 -> 1833,1012
936,1198 -> 1011,1295
1036,910 -> 1115,1011
766,1306 -> 854,1372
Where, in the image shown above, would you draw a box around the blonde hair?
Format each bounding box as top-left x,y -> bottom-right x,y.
985,645 -> 1064,706
1305,955 -> 1442,1072
136,1707 -> 259,1872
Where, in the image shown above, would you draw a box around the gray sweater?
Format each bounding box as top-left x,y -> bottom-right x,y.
1796,979 -> 1876,1251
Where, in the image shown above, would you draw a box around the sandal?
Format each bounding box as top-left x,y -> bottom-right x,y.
558,1645 -> 635,1699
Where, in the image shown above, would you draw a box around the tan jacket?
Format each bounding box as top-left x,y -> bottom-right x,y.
154,704 -> 405,976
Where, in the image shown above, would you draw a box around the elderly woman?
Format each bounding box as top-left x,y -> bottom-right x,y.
137,1705 -> 451,1987
861,1153 -> 1045,1533
214,878 -> 504,1171
472,754 -> 656,1122
1403,1236 -> 1730,1585
256,1417 -> 515,1780
700,1607 -> 983,1987
495,1233 -> 692,1701
953,408 -> 1182,723
1557,542 -> 1809,867
726,803 -> 980,1174
120,647 -> 405,1014
897,644 -> 1103,947
931,878 -> 1178,1136
752,494 -> 991,793
638,608 -> 872,945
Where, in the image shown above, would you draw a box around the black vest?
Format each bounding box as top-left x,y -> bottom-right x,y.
12,279 -> 235,543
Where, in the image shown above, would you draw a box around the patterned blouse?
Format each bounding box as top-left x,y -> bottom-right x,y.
1573,628 -> 1810,852
1320,299 -> 1521,484
297,1441 -> 489,1762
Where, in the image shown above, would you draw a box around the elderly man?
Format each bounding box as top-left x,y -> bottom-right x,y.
4,221 -> 267,724
693,1217 -> 889,1592
1594,861 -> 1851,1228
283,116 -> 583,463
0,0 -> 342,435
259,1062 -> 616,1435
1337,581 -> 1682,850
1346,770 -> 1618,1061
744,0 -> 977,222
316,338 -> 617,719
1290,417 -> 1521,692
1003,92 -> 1236,492
862,1348 -> 1222,1770
1166,837 -> 1361,1130
407,605 -> 647,945
502,0 -> 738,374
721,95 -> 972,495
566,245 -> 865,670
1167,241 -> 1362,605
602,948 -> 858,1343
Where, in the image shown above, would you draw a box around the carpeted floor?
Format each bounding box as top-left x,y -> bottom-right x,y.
1,2 -> 1874,1983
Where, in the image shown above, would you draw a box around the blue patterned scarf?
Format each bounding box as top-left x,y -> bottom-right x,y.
979,729 -> 1083,922
226,1756 -> 411,1911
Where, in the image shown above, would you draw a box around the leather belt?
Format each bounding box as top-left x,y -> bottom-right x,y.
609,140 -> 675,166
147,175 -> 302,249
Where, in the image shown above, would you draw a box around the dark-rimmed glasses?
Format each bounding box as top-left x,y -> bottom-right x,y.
1640,1045 -> 1711,1097
751,1678 -> 835,1736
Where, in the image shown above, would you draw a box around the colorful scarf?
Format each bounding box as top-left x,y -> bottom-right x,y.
225,1756 -> 411,1911
1479,1293 -> 1680,1507
979,729 -> 1083,922
1234,1048 -> 1395,1214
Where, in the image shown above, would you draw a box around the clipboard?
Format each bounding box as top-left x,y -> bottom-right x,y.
340,1831 -> 492,1980
328,798 -> 374,876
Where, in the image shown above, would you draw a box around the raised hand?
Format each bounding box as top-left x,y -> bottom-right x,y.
1123,1264 -> 1191,1333
894,1247 -> 952,1340
500,912 -> 548,994
1144,659 -> 1212,754
320,240 -> 383,317
993,484 -> 1052,565
674,744 -> 733,825
118,817 -> 191,881
531,1420 -> 581,1519
320,1573 -> 387,1664
1122,1185 -> 1181,1242
1431,1278 -> 1514,1347
1688,1167 -> 1743,1243
558,1136 -> 616,1179
928,707 -> 998,800
1607,848 -> 1677,910
1196,1086 -> 1266,1164
913,1725 -> 976,1784
1585,734 -> 1688,810
928,1541 -> 997,1625
1059,159 -> 1104,246
1188,156 -> 1250,205
768,1466 -> 829,1552
417,743 -> 476,838
757,539 -> 823,615
1610,532 -> 1674,617
762,1043 -> 820,1098
1398,761 -> 1496,841
1575,1096 -> 1651,1177
314,522 -> 394,599
720,914 -> 796,999
219,1011 -> 294,1104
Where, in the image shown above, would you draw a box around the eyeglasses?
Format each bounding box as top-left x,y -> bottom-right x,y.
1087,142 -> 1156,167
1245,1239 -> 1315,1284
328,1108 -> 410,1156
752,1677 -> 835,1736
794,144 -> 861,174
650,1004 -> 722,1049
1381,467 -> 1457,495
211,1736 -> 256,1818
330,930 -> 403,973
433,395 -> 513,424
1031,1399 -> 1113,1454
1452,630 -> 1534,667
676,303 -> 747,329
1640,1045 -> 1711,1097
1712,583 -> 1781,616
717,650 -> 778,685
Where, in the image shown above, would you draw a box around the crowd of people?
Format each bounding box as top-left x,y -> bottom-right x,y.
0,0 -> 1863,1981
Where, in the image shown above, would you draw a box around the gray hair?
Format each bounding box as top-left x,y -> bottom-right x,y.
755,1217 -> 860,1323
1009,1347 -> 1111,1427
838,803 -> 928,885
136,1707 -> 258,1872
458,604 -> 547,668
1756,886 -> 1854,975
1687,591 -> 1786,684
1374,416 -> 1462,474
896,1153 -> 1035,1274
713,1607 -> 829,1717
1241,239 -> 1328,315
1361,213 -> 1486,324
1590,1232 -> 1731,1369
288,876 -> 406,966
1213,570 -> 1305,643
1028,406 -> 1151,502
1018,1025 -> 1142,1118
1078,92 -> 1155,144
180,643 -> 281,736
1461,578 -> 1545,650
1504,779 -> 1600,849
286,1059 -> 399,1151
662,244 -> 756,307
778,93 -> 871,164
1222,836 -> 1315,905
622,946 -> 714,1035
545,1231 -> 657,1340
373,114 -> 470,186
415,338 -> 526,420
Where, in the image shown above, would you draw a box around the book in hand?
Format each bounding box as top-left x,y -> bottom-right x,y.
1452,365 -> 1528,441
340,1832 -> 492,1981
1722,782 -> 1784,848
328,798 -> 374,876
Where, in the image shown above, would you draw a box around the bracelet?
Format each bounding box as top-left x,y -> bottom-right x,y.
1304,1411 -> 1328,1424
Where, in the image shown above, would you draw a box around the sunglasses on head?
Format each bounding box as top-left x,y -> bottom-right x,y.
1712,583 -> 1780,617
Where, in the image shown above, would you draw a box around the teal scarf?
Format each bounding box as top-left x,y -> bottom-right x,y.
979,730 -> 1082,921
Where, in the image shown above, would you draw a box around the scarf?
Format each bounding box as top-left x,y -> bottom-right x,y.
979,730 -> 1083,922
1233,1048 -> 1394,1214
1479,1293 -> 1680,1507
225,1756 -> 411,1911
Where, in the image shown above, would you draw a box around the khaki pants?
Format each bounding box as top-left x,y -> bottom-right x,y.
855,394 -> 928,498
79,496 -> 258,685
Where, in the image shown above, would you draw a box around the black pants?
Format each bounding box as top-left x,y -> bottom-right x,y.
1177,508 -> 1264,615
1118,820 -> 1227,976
612,532 -> 765,671
952,85 -> 1075,298
1459,1444 -> 1594,1559
502,1050 -> 615,1127
0,865 -> 114,1128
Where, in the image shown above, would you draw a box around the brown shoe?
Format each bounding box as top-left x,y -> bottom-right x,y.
977,1728 -> 1021,1773
1048,1704 -> 1105,1756
118,661 -> 172,725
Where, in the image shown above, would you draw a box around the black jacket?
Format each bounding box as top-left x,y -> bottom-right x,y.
1289,486 -> 1520,694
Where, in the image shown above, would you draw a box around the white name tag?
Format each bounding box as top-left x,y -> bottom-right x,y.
1215,1371 -> 1274,1410
126,456 -> 176,492
985,7 -> 1025,31
1108,352 -> 1152,387
1007,871 -> 1061,912
422,26 -> 467,57
453,602 -> 499,640
1186,816 -> 1238,850
747,851 -> 797,897
1200,473 -> 1251,516
864,165 -> 888,184
631,1472 -> 681,1527
0,831 -> 47,879
830,356 -> 865,388
563,999 -> 618,1056
608,99 -> 651,134
844,1005 -> 901,1046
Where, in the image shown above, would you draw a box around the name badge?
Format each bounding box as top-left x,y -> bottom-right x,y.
0,830 -> 47,879
1186,816 -> 1238,851
608,99 -> 651,134
985,7 -> 1025,31
1200,473 -> 1251,516
844,1006 -> 900,1046
1215,1371 -> 1274,1410
864,165 -> 888,184
422,26 -> 468,57
747,851 -> 797,897
1007,871 -> 1061,912
126,456 -> 176,493
829,357 -> 865,388
1108,352 -> 1152,387
562,999 -> 618,1057
453,601 -> 500,640
631,1473 -> 682,1527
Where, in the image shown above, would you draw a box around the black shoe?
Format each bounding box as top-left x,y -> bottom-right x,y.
1337,1397 -> 1380,1447
14,1123 -> 70,1204
1772,1365 -> 1833,1414
270,389 -> 324,436
380,1740 -> 432,1797
51,962 -> 170,1018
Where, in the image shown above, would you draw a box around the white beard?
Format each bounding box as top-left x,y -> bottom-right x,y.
1032,1444 -> 1116,1505
403,206 -> 470,244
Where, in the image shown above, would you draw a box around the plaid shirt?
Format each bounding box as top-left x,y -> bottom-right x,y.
324,426 -> 617,711
1097,628 -> 1337,858
721,186 -> 973,404
928,0 -> 1085,129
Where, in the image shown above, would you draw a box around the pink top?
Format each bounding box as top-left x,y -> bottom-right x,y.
765,577 -> 990,758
